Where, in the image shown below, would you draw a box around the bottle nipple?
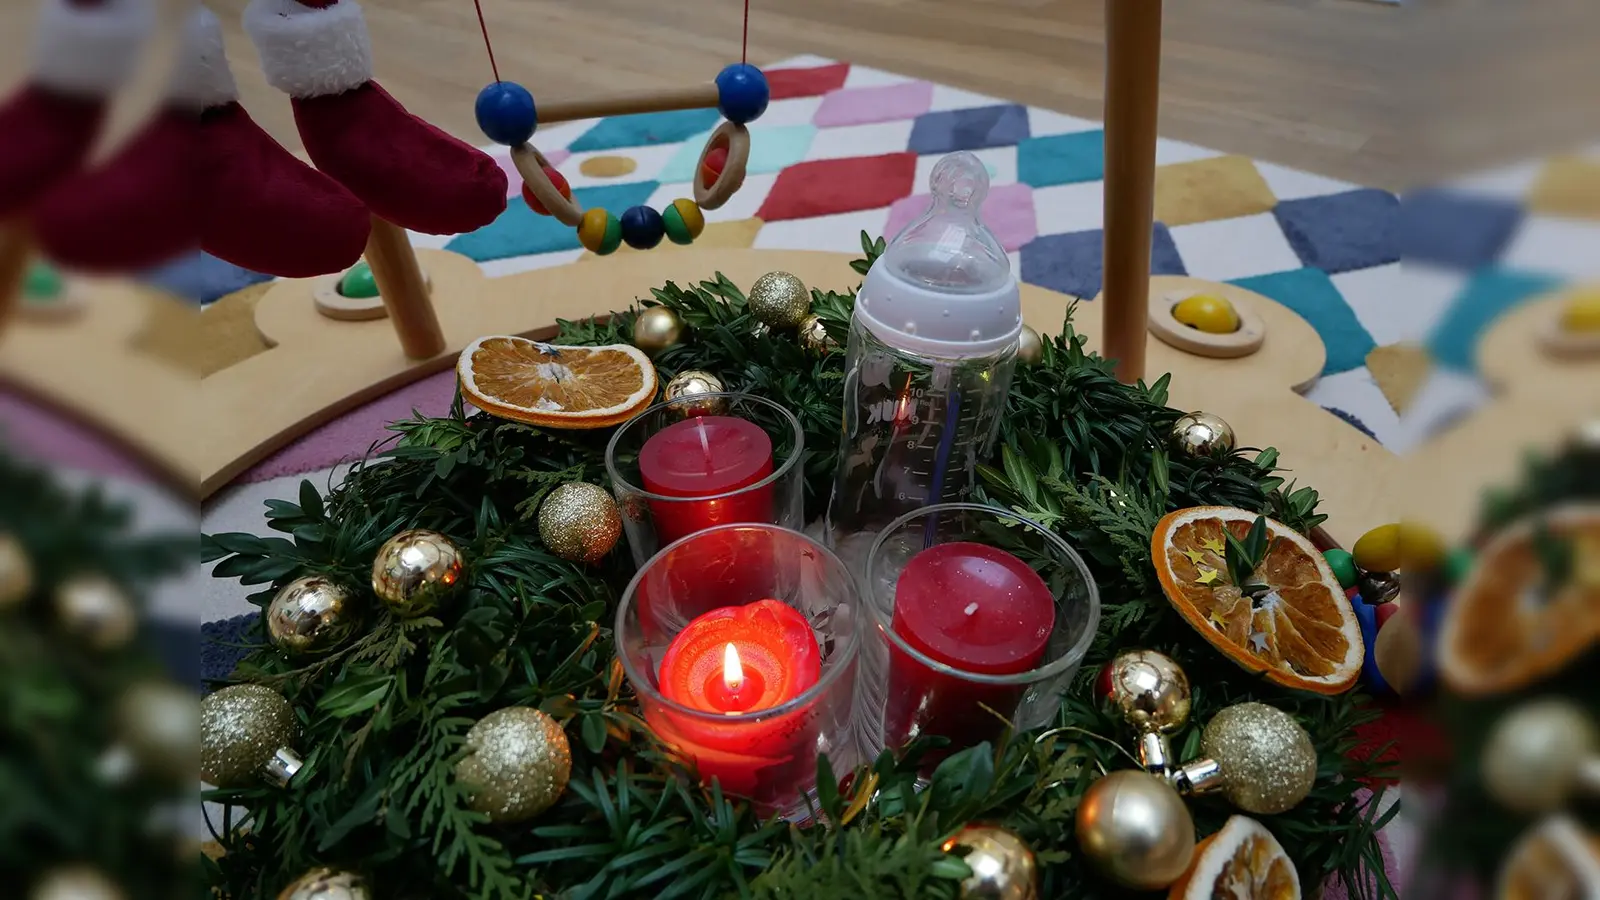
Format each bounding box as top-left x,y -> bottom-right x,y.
879,150 -> 1008,295
929,151 -> 989,211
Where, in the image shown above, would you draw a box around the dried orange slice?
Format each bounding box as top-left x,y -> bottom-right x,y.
457,336 -> 657,429
1497,816 -> 1600,900
1168,815 -> 1299,900
1437,504 -> 1600,697
1152,506 -> 1363,694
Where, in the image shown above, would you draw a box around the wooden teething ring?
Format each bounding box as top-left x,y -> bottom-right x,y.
693,122 -> 750,211
1147,286 -> 1267,359
512,143 -> 585,227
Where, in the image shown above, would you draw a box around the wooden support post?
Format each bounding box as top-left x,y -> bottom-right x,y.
0,223 -> 32,340
535,83 -> 721,126
364,216 -> 445,359
1101,0 -> 1164,384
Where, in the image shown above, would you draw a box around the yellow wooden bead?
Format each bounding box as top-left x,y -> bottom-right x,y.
578,207 -> 621,255
1560,288 -> 1600,333
1352,523 -> 1402,573
672,198 -> 705,240
1172,294 -> 1241,334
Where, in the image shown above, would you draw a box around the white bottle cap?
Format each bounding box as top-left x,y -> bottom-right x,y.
856,151 -> 1022,359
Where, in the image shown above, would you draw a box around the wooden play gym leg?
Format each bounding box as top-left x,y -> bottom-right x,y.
363,216 -> 445,359
1101,0 -> 1164,385
0,223 -> 33,339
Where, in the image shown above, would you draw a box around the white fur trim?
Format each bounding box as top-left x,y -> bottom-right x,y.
31,0 -> 155,98
167,6 -> 238,110
243,0 -> 373,98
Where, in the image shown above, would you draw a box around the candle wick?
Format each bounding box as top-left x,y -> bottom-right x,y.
696,419 -> 714,475
962,602 -> 979,617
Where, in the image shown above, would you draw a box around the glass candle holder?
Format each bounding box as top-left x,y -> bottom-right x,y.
606,392 -> 805,567
858,503 -> 1099,762
616,523 -> 862,820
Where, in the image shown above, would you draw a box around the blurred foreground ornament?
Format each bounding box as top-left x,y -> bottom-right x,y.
1495,816 -> 1600,900
455,706 -> 572,823
1169,411 -> 1235,458
1102,649 -> 1191,773
267,575 -> 358,654
537,483 -> 622,564
797,314 -> 835,353
632,306 -> 684,356
942,824 -> 1039,900
1181,701 -> 1317,815
1075,769 -> 1195,890
663,369 -> 728,417
0,533 -> 34,609
371,529 -> 463,617
54,574 -> 135,650
200,683 -> 301,788
276,867 -> 371,900
117,680 -> 199,784
29,866 -> 125,900
1015,324 -> 1043,365
1357,569 -> 1400,605
747,271 -> 810,328
1482,698 -> 1600,815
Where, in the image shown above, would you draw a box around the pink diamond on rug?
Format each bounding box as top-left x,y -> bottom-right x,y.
238,368 -> 460,483
884,182 -> 1037,251
814,81 -> 934,128
492,148 -> 570,198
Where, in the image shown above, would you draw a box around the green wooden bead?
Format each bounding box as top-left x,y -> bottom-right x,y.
1443,546 -> 1474,586
24,261 -> 62,299
596,212 -> 622,255
1323,548 -> 1358,590
661,204 -> 695,245
338,262 -> 380,298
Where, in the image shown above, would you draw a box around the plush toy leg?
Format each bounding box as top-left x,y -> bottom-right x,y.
242,0 -> 507,235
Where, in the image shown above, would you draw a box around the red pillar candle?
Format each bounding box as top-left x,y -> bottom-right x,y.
639,415 -> 774,546
654,599 -> 822,802
885,542 -> 1056,753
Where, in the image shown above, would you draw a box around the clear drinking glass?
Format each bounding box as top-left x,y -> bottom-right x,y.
605,392 -> 805,567
616,524 -> 862,820
857,503 -> 1099,762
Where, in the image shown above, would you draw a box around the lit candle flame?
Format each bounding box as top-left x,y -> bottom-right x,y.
722,642 -> 744,689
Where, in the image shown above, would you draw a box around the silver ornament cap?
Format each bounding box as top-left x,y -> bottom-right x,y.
1201,701 -> 1318,815
455,706 -> 573,823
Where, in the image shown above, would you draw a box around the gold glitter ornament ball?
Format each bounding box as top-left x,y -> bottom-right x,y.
1103,649 -> 1191,734
943,824 -> 1039,900
267,575 -> 358,655
455,706 -> 573,823
276,867 -> 371,900
54,574 -> 136,650
748,271 -> 811,328
201,683 -> 298,788
1481,697 -> 1600,814
371,529 -> 463,617
1170,411 -> 1236,458
117,680 -> 199,784
1016,324 -> 1044,365
0,532 -> 34,609
663,369 -> 729,417
632,305 -> 684,356
1201,702 -> 1318,815
1075,770 -> 1196,890
537,482 -> 622,564
29,865 -> 126,900
797,314 -> 835,353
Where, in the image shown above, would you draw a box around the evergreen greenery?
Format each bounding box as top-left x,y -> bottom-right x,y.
203,234 -> 1395,900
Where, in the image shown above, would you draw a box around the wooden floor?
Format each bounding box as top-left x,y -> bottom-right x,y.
2,0 -> 1596,191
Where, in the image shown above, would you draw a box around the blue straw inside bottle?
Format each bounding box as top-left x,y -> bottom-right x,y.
922,376 -> 961,548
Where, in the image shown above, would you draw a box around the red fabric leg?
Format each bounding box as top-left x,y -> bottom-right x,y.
0,85 -> 105,217
292,82 -> 506,235
198,102 -> 370,278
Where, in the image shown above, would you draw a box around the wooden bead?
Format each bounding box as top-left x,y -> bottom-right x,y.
662,199 -> 703,245
521,166 -> 571,217
619,205 -> 665,250
701,146 -> 728,189
578,208 -> 622,255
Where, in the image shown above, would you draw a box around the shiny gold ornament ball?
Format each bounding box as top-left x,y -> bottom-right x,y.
1482,698 -> 1600,814
0,532 -> 34,609
117,680 -> 199,784
797,314 -> 835,353
201,683 -> 297,788
29,866 -> 126,900
537,482 -> 622,564
371,529 -> 463,617
662,369 -> 729,417
455,706 -> 572,823
1170,411 -> 1236,458
1075,770 -> 1196,890
1104,649 -> 1191,734
1016,324 -> 1044,365
54,574 -> 136,650
267,576 -> 358,655
748,271 -> 811,328
276,867 -> 371,900
1201,702 -> 1318,815
943,824 -> 1039,900
632,306 -> 684,356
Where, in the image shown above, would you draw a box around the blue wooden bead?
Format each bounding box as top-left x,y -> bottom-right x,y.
619,205 -> 665,250
475,81 -> 537,146
715,63 -> 769,125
